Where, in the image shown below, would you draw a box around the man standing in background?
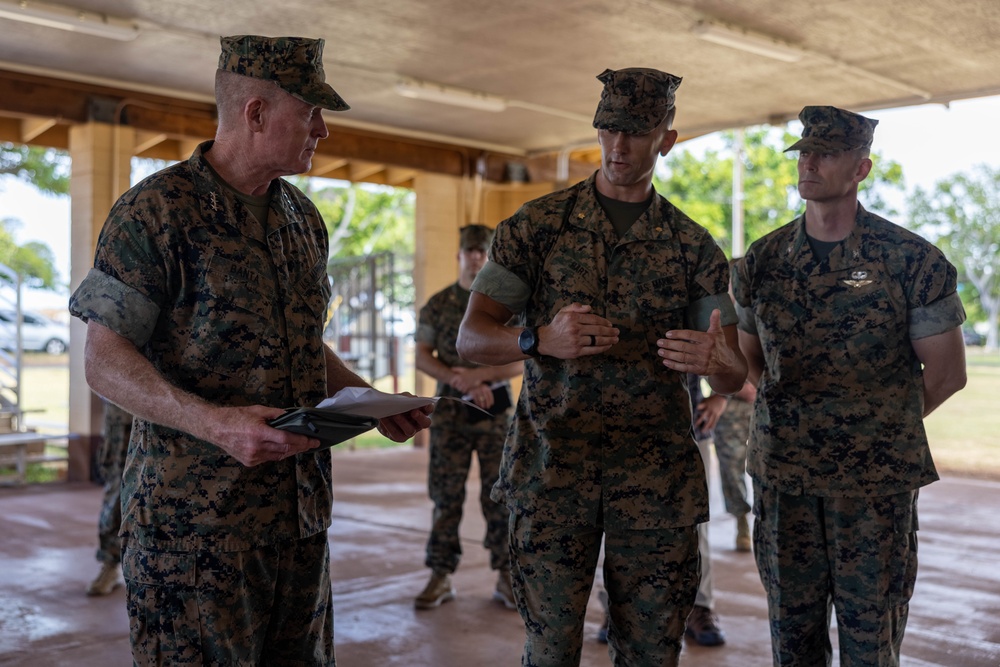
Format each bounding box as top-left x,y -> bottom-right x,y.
85,400 -> 132,596
413,224 -> 522,611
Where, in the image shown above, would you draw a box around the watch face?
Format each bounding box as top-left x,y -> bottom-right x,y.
518,327 -> 537,355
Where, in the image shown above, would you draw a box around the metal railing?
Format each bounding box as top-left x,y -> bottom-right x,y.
326,252 -> 414,392
0,262 -> 70,484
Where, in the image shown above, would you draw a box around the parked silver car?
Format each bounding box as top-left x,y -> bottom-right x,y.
0,309 -> 70,355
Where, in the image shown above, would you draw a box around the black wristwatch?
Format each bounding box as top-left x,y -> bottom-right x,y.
518,326 -> 540,357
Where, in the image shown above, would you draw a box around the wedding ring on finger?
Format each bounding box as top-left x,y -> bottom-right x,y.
589,334 -> 596,346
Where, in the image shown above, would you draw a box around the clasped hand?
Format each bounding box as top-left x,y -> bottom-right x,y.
540,303 -> 620,359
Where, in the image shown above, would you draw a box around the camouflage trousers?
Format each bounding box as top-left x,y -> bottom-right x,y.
711,400 -> 751,517
425,426 -> 509,574
752,481 -> 918,667
95,403 -> 132,564
510,514 -> 699,667
123,531 -> 335,666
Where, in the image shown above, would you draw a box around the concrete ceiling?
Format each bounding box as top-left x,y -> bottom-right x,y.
1,0 -> 999,182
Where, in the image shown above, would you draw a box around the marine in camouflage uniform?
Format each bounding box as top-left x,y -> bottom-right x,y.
733,106 -> 968,667
86,400 -> 134,595
710,393 -> 751,520
69,35 -> 430,666
459,68 -> 748,667
413,225 -> 521,610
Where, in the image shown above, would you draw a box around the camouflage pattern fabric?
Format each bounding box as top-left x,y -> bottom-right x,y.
95,401 -> 133,564
785,106 -> 878,153
732,205 -> 965,497
416,282 -> 513,435
753,482 -> 917,667
473,171 -> 733,662
69,141 -> 336,662
592,67 -> 682,134
124,531 -> 334,666
481,172 -> 734,529
711,398 -> 751,517
734,204 -> 964,666
70,141 -> 335,553
218,35 -> 349,112
425,428 -> 508,573
510,514 -> 698,667
416,282 -> 511,573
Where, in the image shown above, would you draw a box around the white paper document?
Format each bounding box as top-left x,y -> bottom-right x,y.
316,386 -> 487,419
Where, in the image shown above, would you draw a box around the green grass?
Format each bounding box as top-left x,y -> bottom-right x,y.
923,348 -> 1000,479
10,347 -> 1000,478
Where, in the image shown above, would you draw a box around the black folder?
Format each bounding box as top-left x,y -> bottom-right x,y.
268,407 -> 379,449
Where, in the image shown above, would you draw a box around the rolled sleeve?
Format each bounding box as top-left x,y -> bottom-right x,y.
735,300 -> 758,335
470,260 -> 531,315
909,291 -> 966,340
69,268 -> 161,348
685,293 -> 737,331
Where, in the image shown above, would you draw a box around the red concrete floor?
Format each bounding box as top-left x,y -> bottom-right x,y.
1,445 -> 999,666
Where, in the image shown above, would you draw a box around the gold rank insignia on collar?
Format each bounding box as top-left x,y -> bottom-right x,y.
842,270 -> 873,288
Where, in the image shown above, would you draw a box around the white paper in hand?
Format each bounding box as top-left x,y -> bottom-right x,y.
316,387 -> 437,419
316,386 -> 488,419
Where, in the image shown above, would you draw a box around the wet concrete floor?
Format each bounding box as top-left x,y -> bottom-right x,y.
1,445 -> 999,666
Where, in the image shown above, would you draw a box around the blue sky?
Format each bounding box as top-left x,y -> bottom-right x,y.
3,93 -> 1000,313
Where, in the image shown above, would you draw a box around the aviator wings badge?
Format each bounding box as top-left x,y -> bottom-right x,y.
842,270 -> 873,288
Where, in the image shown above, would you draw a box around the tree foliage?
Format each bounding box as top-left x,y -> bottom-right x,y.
907,164 -> 1000,349
654,125 -> 905,257
294,178 -> 417,309
1,143 -> 70,195
0,143 -> 69,290
292,178 -> 415,259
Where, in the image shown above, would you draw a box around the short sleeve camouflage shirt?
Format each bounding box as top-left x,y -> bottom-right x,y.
69,142 -> 334,551
732,205 -> 966,496
475,172 -> 734,529
416,282 -> 512,434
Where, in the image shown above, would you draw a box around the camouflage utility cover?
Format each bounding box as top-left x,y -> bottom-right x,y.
70,141 -> 335,551
593,67 -> 682,134
219,35 -> 350,112
459,224 -> 494,251
474,172 -> 737,529
733,205 -> 966,496
785,105 -> 878,152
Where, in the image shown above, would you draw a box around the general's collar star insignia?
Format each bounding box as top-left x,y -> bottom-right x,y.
842,270 -> 873,288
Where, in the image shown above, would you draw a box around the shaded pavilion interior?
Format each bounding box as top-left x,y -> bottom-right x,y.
1,2 -> 999,663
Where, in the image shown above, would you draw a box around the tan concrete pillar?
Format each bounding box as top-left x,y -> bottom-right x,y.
481,182 -> 554,227
67,121 -> 133,481
411,172 -> 466,448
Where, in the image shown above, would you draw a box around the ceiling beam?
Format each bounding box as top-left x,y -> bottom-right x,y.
0,68 -> 597,185
132,130 -> 170,155
309,156 -> 349,178
20,116 -> 57,142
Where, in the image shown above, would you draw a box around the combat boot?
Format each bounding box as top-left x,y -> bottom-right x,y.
86,561 -> 123,596
735,513 -> 752,552
492,568 -> 516,610
414,571 -> 455,609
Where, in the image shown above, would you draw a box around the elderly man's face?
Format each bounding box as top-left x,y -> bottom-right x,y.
262,92 -> 330,177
